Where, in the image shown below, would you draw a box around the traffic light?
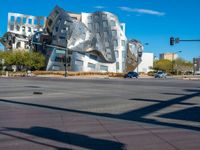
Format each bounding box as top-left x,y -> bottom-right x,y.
170,37 -> 175,46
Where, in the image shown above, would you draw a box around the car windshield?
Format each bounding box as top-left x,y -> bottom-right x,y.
157,72 -> 164,74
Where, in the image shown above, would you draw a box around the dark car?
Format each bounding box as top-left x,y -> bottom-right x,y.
124,71 -> 139,78
154,71 -> 167,78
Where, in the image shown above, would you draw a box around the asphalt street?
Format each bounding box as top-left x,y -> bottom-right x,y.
0,77 -> 200,150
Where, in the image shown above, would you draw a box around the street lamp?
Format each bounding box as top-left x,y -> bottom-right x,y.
64,27 -> 69,78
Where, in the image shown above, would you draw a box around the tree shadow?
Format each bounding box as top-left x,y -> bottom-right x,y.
1,126 -> 125,150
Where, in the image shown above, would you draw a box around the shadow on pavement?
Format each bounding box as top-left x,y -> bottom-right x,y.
1,126 -> 125,150
0,88 -> 200,132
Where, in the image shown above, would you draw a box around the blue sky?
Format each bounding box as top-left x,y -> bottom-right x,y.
0,0 -> 200,61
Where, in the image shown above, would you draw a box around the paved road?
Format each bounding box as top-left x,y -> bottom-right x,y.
0,77 -> 200,150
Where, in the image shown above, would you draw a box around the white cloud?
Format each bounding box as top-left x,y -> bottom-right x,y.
94,6 -> 105,9
119,7 -> 165,16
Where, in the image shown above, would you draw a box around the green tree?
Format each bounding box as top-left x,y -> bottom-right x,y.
153,59 -> 173,73
0,50 -> 45,71
174,58 -> 193,74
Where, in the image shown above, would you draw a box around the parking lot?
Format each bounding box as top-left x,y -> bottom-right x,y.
0,77 -> 200,150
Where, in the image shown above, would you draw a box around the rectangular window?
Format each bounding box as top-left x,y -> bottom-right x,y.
90,54 -> 98,60
94,15 -> 99,20
105,41 -> 109,47
96,32 -> 101,40
95,23 -> 99,30
113,40 -> 118,47
75,60 -> 83,66
122,51 -> 126,61
88,63 -> 96,69
121,40 -> 125,46
104,31 -> 108,38
116,62 -> 119,70
102,14 -> 107,20
87,16 -> 92,20
55,27 -> 59,32
59,36 -> 66,40
112,30 -> 117,37
10,24 -> 14,31
34,19 -> 38,25
22,18 -> 26,24
28,18 -> 32,24
103,21 -> 108,28
110,20 -> 116,26
10,16 -> 15,23
115,50 -> 118,58
88,23 -> 92,29
28,27 -> 32,32
17,17 -> 21,24
100,65 -> 108,71
40,19 -> 44,26
53,10 -> 59,19
106,48 -> 111,54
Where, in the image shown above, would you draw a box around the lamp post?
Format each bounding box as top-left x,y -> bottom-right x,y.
64,27 -> 69,78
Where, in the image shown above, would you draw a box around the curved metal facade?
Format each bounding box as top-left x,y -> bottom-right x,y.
0,6 -> 143,73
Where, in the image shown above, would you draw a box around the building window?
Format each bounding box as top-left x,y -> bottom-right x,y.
53,10 -> 59,19
16,42 -> 21,49
103,21 -> 108,28
59,36 -> 65,40
75,60 -> 83,66
88,63 -> 96,69
100,65 -> 108,71
10,24 -> 14,31
22,26 -> 25,32
106,48 -> 111,54
116,62 -> 119,70
112,30 -> 117,37
28,27 -> 32,32
16,17 -> 21,24
94,15 -> 99,20
55,27 -> 59,32
115,50 -> 118,58
22,18 -> 26,24
106,54 -> 112,59
28,18 -> 32,24
105,41 -> 109,47
87,16 -> 92,20
90,54 -> 98,60
96,32 -> 101,40
113,40 -> 118,47
104,31 -> 108,38
34,19 -> 38,25
10,16 -> 15,23
95,22 -> 99,30
40,19 -> 44,26
102,14 -> 107,20
88,23 -> 93,29
110,20 -> 116,26
16,25 -> 20,31
121,40 -> 125,46
122,51 -> 126,61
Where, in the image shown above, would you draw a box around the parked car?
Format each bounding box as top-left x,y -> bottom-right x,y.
124,71 -> 139,78
154,71 -> 167,78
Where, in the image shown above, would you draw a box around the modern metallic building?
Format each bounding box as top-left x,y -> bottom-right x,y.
0,6 -> 143,73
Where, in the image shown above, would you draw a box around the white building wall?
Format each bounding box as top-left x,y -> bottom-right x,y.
135,52 -> 154,73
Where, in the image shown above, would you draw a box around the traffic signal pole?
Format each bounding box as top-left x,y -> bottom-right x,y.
170,37 -> 200,46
